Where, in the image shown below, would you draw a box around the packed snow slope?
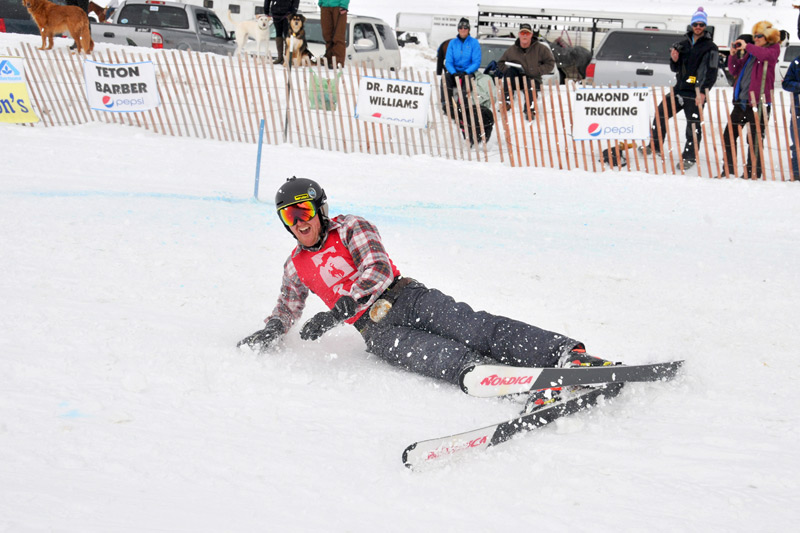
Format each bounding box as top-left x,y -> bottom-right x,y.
1,1 -> 800,530
1,119 -> 798,531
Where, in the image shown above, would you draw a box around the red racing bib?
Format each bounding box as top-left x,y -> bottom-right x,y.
292,230 -> 398,324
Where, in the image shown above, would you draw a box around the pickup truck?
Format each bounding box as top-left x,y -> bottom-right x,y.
91,0 -> 236,56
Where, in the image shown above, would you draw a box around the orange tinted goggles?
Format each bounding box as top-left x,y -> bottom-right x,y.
278,200 -> 316,226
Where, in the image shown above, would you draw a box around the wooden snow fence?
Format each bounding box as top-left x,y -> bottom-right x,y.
5,42 -> 798,181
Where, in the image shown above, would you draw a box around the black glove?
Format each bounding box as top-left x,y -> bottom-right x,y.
237,319 -> 284,352
299,295 -> 357,341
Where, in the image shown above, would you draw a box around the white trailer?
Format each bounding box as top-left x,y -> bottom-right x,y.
395,12 -> 476,51
475,5 -> 744,55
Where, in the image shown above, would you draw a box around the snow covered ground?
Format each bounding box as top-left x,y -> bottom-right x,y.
2,1 -> 800,531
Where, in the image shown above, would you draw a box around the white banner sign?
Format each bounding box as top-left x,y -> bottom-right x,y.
355,76 -> 430,129
83,59 -> 160,113
571,87 -> 651,141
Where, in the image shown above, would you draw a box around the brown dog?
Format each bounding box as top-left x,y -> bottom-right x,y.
286,13 -> 313,66
23,0 -> 94,53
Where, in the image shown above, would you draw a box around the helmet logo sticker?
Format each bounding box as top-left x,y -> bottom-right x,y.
308,187 -> 317,199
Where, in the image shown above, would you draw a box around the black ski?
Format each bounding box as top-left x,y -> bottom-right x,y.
402,383 -> 624,470
459,360 -> 683,398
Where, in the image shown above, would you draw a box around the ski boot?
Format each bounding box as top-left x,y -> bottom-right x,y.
558,346 -> 617,368
522,386 -> 564,414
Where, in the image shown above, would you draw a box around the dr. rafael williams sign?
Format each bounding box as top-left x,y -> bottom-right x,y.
571,87 -> 651,141
355,76 -> 430,129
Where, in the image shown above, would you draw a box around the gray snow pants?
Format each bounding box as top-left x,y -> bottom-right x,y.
360,281 -> 581,385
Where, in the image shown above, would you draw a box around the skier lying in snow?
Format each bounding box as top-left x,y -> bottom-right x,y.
238,177 -> 612,388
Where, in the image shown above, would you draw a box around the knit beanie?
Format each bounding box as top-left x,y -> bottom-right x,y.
691,7 -> 708,25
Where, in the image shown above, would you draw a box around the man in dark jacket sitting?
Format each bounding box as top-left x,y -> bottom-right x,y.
497,23 -> 555,115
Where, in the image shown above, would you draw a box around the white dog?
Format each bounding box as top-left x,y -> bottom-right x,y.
227,11 -> 271,57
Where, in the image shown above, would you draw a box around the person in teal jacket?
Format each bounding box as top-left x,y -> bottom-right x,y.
318,0 -> 349,68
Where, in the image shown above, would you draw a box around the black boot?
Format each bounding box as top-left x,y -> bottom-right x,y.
273,37 -> 284,64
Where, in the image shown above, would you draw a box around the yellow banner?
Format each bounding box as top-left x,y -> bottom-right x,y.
0,57 -> 39,124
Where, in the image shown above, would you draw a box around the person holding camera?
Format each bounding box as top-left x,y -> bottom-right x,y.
721,21 -> 780,179
642,7 -> 719,171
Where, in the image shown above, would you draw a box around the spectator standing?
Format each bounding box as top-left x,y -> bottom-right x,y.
721,21 -> 780,179
266,0 -> 300,65
782,50 -> 800,181
318,0 -> 349,68
643,7 -> 719,171
496,23 -> 555,115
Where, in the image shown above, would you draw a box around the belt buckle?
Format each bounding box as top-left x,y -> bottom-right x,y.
369,299 -> 392,323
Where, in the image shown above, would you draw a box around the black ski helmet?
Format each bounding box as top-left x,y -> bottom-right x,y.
275,176 -> 329,232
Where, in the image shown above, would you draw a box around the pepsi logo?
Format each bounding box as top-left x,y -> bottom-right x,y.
588,123 -> 601,137
102,96 -> 114,109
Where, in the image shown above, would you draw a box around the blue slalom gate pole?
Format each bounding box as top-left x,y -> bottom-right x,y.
253,119 -> 265,200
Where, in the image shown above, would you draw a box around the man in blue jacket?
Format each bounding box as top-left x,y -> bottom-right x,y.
442,18 -> 482,143
443,18 -> 481,103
